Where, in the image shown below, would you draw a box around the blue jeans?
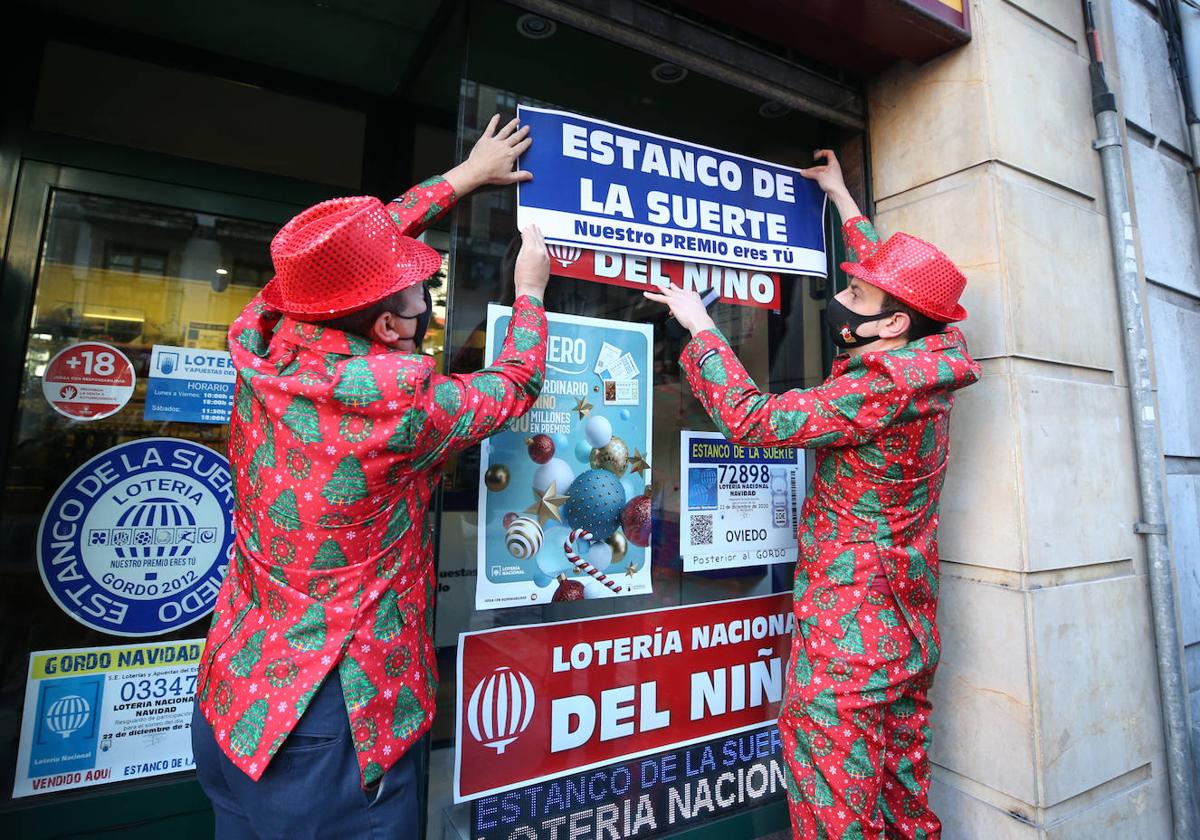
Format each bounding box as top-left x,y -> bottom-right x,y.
191,673 -> 420,839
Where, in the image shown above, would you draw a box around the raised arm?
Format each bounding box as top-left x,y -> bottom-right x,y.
387,114 -> 534,237
401,225 -> 551,469
800,149 -> 882,262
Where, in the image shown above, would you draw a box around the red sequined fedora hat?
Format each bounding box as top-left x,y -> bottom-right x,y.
262,196 -> 442,319
841,232 -> 968,323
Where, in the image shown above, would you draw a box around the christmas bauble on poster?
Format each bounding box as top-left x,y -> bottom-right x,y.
563,469 -> 625,540
622,492 -> 653,548
590,436 -> 629,476
526,434 -> 555,464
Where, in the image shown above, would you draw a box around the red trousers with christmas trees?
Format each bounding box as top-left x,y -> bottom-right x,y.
780,588 -> 940,840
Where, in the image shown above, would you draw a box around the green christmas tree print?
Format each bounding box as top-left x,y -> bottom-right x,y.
237,327 -> 268,357
840,822 -> 866,840
471,373 -> 506,401
825,549 -> 856,585
699,354 -> 727,385
322,455 -> 369,505
312,538 -> 348,570
381,499 -> 411,548
229,699 -> 268,758
836,604 -> 865,655
829,392 -> 865,420
792,645 -> 813,687
523,368 -> 544,399
770,409 -> 809,440
345,334 -> 373,356
293,681 -> 320,718
512,327 -> 541,352
339,656 -> 378,713
793,567 -> 810,601
267,489 -> 301,532
247,422 -> 277,487
895,756 -> 922,794
387,409 -> 427,453
285,603 -> 327,652
843,737 -> 875,780
234,381 -> 254,423
334,357 -> 382,407
228,630 -> 265,678
391,687 -> 425,740
805,689 -> 840,727
803,767 -> 835,807
861,667 -> 890,704
793,730 -> 814,769
903,639 -> 924,674
281,395 -> 324,444
434,381 -> 461,414
373,589 -> 404,642
918,423 -> 937,459
364,761 -> 385,786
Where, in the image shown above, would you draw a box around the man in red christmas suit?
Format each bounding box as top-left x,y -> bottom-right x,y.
192,116 -> 552,838
646,150 -> 980,840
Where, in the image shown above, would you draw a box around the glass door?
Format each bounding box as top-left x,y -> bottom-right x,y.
0,161 -> 296,827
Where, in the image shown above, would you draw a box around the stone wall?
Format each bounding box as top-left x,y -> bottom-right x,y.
866,0 -> 1178,834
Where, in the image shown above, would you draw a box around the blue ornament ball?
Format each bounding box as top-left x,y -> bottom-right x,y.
563,468 -> 625,540
620,409 -> 631,421
533,571 -> 553,588
553,433 -> 570,450
573,439 -> 593,464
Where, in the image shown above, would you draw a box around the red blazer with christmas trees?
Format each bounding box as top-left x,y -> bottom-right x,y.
196,176 -> 548,785
679,217 -> 980,665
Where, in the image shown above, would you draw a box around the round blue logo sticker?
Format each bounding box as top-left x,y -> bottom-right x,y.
37,437 -> 233,636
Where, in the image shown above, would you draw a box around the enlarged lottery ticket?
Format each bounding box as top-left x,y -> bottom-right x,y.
679,430 -> 804,571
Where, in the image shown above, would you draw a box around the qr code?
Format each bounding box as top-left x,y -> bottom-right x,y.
690,514 -> 713,545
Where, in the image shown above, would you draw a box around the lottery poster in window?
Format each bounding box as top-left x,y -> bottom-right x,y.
680,431 -> 803,572
476,306 -> 653,609
12,639 -> 204,798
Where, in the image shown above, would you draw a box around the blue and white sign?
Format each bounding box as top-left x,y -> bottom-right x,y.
680,431 -> 803,572
37,438 -> 233,636
13,640 -> 204,797
516,105 -> 827,274
471,724 -> 786,840
144,344 -> 236,425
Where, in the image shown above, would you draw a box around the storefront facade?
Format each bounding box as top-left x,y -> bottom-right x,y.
1,1 -> 1192,839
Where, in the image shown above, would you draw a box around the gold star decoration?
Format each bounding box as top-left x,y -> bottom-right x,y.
625,562 -> 641,578
629,448 -> 650,476
525,481 -> 569,525
572,396 -> 594,419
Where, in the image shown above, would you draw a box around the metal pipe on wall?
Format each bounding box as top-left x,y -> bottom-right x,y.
1083,3 -> 1198,836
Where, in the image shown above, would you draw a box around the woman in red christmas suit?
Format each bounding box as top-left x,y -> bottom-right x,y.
645,150 -> 980,840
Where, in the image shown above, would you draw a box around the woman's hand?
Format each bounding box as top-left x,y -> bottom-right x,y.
446,115 -> 533,194
514,224 -> 550,300
642,284 -> 716,337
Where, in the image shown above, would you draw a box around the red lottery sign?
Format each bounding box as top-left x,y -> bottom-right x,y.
42,342 -> 136,421
454,593 -> 793,801
547,245 -> 781,310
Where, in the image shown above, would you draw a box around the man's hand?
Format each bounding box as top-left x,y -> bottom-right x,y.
514,224 -> 550,301
445,115 -> 532,195
800,149 -> 863,222
642,284 -> 716,337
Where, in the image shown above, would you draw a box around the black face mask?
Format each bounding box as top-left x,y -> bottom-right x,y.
823,297 -> 892,350
395,284 -> 433,351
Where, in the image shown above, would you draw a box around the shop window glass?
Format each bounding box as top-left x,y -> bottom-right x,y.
425,1 -> 856,832
0,188 -> 275,802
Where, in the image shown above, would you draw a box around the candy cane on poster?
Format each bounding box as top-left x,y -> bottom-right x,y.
562,528 -> 622,594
